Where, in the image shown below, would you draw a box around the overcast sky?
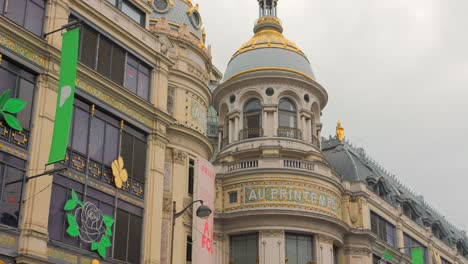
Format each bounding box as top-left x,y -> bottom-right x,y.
198,0 -> 468,230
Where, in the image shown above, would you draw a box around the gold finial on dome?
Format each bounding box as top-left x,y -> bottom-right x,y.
336,121 -> 345,142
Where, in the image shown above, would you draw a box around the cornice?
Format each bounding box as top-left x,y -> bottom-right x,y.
167,124 -> 214,157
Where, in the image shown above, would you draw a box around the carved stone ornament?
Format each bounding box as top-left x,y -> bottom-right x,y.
173,149 -> 187,164
260,230 -> 284,238
163,196 -> 173,214
344,247 -> 372,256
318,235 -> 334,244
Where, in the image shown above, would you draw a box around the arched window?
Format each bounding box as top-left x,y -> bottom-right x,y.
278,99 -> 300,139
242,99 -> 262,139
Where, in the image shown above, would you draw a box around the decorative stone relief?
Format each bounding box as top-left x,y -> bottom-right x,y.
0,33 -> 45,67
343,195 -> 365,228
163,196 -> 172,214
173,149 -> 187,164
344,247 -> 372,256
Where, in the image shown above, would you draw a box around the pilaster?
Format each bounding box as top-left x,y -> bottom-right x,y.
259,230 -> 284,264
18,74 -> 57,261
318,235 -> 335,264
142,133 -> 168,264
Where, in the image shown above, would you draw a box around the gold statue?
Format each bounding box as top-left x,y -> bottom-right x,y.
336,121 -> 345,142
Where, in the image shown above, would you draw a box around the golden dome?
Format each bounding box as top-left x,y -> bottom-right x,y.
231,17 -> 306,59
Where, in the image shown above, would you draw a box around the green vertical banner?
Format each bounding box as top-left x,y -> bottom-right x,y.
48,28 -> 80,164
411,248 -> 424,264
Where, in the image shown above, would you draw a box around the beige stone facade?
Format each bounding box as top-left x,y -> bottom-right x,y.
0,0 -> 467,264
0,0 -> 215,263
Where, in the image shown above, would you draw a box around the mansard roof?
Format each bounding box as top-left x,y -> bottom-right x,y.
322,136 -> 468,250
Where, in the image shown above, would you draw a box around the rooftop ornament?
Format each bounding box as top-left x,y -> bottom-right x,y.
336,120 -> 345,142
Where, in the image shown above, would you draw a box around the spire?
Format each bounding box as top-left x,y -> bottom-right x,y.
258,0 -> 278,18
254,0 -> 282,33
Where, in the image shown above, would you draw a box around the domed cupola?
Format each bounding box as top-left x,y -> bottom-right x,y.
223,0 -> 315,81
150,0 -> 204,40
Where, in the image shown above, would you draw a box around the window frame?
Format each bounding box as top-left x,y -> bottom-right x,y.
188,158 -> 195,195
0,0 -> 47,37
106,0 -> 146,26
370,211 -> 396,247
278,98 -> 298,129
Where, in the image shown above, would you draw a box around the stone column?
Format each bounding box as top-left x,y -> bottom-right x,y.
263,111 -> 268,136
273,110 -> 278,136
170,150 -> 188,264
142,132 -> 168,264
396,220 -> 405,254
228,119 -> 234,143
259,230 -> 284,264
18,74 -> 56,262
318,235 -> 335,264
234,116 -> 239,141
301,116 -> 306,141
154,61 -> 170,110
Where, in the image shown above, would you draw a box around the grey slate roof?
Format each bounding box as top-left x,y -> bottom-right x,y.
150,0 -> 203,39
223,48 -> 315,81
322,136 -> 468,253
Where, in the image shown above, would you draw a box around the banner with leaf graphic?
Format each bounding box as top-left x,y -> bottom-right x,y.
48,27 -> 80,164
0,90 -> 27,131
64,189 -> 114,258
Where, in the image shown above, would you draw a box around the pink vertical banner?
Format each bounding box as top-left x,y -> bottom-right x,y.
193,158 -> 215,264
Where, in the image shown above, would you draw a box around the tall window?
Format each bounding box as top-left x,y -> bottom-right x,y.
0,56 -> 36,131
49,98 -> 146,263
0,0 -> 46,36
278,98 -> 297,128
370,211 -> 396,247
285,233 -> 314,264
188,159 -> 194,195
333,245 -> 339,264
107,0 -> 145,26
229,234 -> 258,264
404,234 -> 428,264
167,86 -> 175,116
0,152 -> 26,228
278,99 -> 300,139
242,99 -> 262,139
75,20 -> 151,100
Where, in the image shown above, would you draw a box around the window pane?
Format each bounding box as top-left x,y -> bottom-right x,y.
114,209 -> 129,261
0,0 -> 5,14
80,26 -> 98,69
17,78 -> 35,129
121,131 -> 134,178
125,63 -> 138,93
97,36 -> 112,77
132,138 -> 146,182
5,0 -> 27,26
89,117 -> 105,162
0,67 -> 17,96
127,215 -> 142,263
48,183 -> 67,241
0,165 -> 23,227
111,45 -> 125,85
121,1 -> 144,25
244,99 -> 261,112
137,71 -> 149,99
24,0 -> 45,36
103,124 -> 119,166
71,108 -> 89,154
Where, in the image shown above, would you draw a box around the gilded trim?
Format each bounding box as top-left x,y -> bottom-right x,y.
76,78 -> 153,127
0,33 -> 45,67
0,233 -> 16,248
225,67 -> 314,82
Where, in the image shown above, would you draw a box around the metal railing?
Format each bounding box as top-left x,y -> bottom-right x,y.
284,159 -> 314,171
206,123 -> 218,137
227,160 -> 259,172
239,128 -> 264,140
277,126 -> 302,140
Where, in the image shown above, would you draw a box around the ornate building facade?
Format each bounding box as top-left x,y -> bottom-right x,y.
210,1 -> 468,264
0,0 -> 466,264
0,0 -> 217,263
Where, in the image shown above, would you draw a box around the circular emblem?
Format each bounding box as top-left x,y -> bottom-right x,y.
229,95 -> 236,104
153,0 -> 171,13
304,94 -> 310,102
190,10 -> 202,28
